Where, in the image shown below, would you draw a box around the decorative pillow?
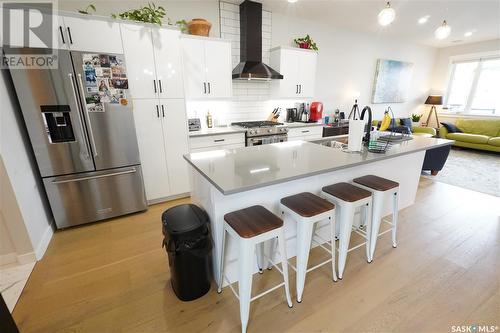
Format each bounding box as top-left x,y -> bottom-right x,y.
400,118 -> 412,129
440,122 -> 462,133
390,125 -> 412,134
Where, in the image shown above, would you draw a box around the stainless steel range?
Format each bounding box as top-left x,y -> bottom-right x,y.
232,121 -> 288,146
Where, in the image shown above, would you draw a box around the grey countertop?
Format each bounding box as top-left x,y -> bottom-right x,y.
184,136 -> 454,195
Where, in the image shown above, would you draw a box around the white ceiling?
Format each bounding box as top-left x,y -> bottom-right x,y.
251,0 -> 500,48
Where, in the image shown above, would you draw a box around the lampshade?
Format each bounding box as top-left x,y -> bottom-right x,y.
425,95 -> 443,105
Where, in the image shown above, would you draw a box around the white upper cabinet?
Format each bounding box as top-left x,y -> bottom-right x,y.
120,24 -> 157,99
204,39 -> 232,98
121,24 -> 184,99
181,36 -> 232,99
63,16 -> 123,54
152,29 -> 184,99
270,47 -> 317,98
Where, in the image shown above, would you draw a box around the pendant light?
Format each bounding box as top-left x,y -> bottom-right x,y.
435,20 -> 451,40
378,2 -> 396,26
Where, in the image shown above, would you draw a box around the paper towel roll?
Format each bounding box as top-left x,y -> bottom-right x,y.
348,119 -> 365,152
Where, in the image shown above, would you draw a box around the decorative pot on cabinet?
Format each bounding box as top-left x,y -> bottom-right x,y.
188,18 -> 212,37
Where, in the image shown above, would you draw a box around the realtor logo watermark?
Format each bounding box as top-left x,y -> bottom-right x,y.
1,1 -> 58,69
451,325 -> 499,333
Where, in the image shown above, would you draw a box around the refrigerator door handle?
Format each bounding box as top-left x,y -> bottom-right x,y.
68,73 -> 91,159
51,167 -> 137,184
77,73 -> 98,157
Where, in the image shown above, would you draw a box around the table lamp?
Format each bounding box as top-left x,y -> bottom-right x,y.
424,95 -> 443,128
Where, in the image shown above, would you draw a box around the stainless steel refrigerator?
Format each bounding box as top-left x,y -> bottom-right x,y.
6,48 -> 147,229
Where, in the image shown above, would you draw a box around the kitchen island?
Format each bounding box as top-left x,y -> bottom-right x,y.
184,137 -> 453,285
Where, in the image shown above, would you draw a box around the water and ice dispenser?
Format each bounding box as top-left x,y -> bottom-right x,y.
41,105 -> 75,143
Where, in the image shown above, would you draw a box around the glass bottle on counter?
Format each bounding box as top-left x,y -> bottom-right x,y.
206,111 -> 213,128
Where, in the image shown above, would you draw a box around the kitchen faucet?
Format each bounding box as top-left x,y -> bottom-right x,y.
360,106 -> 372,145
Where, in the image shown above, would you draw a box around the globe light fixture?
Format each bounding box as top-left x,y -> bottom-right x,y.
287,0 -> 298,3
435,20 -> 451,40
378,2 -> 396,26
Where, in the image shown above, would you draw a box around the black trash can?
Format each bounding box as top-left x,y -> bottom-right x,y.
162,204 -> 213,301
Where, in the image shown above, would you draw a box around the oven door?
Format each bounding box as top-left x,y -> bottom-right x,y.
247,134 -> 288,146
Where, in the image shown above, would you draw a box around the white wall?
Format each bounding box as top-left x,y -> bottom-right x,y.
0,70 -> 54,260
271,13 -> 437,120
58,0 -> 221,38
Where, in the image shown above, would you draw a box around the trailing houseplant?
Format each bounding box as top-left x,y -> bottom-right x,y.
78,4 -> 96,15
112,3 -> 166,25
293,34 -> 318,51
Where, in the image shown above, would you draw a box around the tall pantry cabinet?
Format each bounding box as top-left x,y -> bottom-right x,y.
121,23 -> 189,203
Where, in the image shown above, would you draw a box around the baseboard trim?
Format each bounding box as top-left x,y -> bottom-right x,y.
17,252 -> 36,264
147,192 -> 190,205
0,252 -> 17,266
34,225 -> 53,260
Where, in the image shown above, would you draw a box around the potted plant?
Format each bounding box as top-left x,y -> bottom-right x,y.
78,4 -> 96,15
293,34 -> 318,51
411,113 -> 422,127
112,3 -> 166,25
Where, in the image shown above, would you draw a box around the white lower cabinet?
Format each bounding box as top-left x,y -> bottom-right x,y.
287,126 -> 323,141
133,98 -> 190,202
189,133 -> 245,153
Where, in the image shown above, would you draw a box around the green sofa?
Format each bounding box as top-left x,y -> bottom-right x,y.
372,119 -> 437,137
439,119 -> 500,153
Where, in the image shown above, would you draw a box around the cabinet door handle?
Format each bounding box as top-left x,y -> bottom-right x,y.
153,80 -> 157,93
214,139 -> 225,142
158,79 -> 163,93
156,105 -> 160,118
67,27 -> 73,44
299,84 -> 302,94
203,82 -> 207,94
161,104 -> 165,117
301,130 -> 310,133
208,82 -> 211,94
296,85 -> 299,94
59,26 -> 65,44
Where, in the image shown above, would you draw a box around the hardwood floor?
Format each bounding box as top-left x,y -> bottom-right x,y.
12,178 -> 500,333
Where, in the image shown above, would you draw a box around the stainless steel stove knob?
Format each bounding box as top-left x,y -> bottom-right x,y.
249,130 -> 254,135
268,129 -> 272,133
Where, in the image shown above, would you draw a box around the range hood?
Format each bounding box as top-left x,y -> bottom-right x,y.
232,0 -> 283,80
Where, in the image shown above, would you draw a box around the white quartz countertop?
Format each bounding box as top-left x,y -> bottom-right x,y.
184,136 -> 453,195
284,122 -> 323,128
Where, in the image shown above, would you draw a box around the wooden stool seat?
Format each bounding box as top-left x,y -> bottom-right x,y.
353,175 -> 399,191
280,192 -> 335,218
224,205 -> 283,238
322,182 -> 371,202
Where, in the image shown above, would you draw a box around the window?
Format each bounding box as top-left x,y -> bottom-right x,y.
445,56 -> 500,115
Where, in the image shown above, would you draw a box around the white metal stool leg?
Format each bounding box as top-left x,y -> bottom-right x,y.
368,190 -> 384,262
363,202 -> 372,263
277,230 -> 293,307
238,240 -> 254,333
329,214 -> 338,282
392,191 -> 399,248
337,204 -> 354,279
256,242 -> 264,273
217,229 -> 227,293
295,221 -> 314,303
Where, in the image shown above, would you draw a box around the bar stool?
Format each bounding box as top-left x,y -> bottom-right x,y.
321,182 -> 372,279
217,205 -> 292,333
279,192 -> 337,303
353,175 -> 399,262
